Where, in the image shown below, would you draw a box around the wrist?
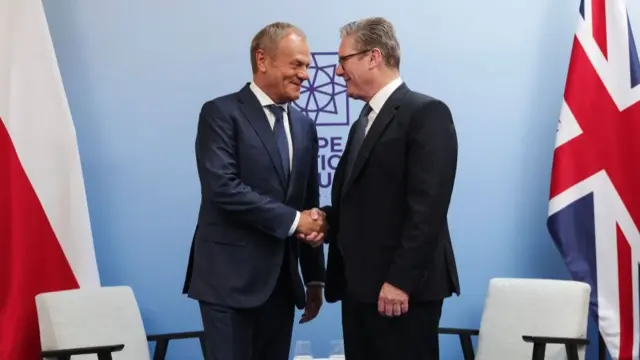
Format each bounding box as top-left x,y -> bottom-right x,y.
296,212 -> 309,232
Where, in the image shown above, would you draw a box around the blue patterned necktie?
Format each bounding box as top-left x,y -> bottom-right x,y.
344,103 -> 373,181
266,104 -> 290,184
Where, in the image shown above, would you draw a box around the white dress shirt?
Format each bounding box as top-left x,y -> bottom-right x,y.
248,82 -> 300,237
364,76 -> 403,135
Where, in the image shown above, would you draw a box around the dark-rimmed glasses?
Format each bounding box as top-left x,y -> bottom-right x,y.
338,49 -> 373,65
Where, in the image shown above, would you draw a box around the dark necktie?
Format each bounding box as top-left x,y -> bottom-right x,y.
266,104 -> 290,184
344,103 -> 373,182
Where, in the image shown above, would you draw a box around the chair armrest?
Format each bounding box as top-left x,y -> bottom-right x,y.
41,344 -> 124,360
523,335 -> 590,360
147,330 -> 206,360
439,327 -> 480,336
147,330 -> 204,342
522,335 -> 589,345
439,328 -> 479,360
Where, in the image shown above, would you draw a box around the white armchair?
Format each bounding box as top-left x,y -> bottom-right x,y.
440,278 -> 591,360
35,285 -> 205,360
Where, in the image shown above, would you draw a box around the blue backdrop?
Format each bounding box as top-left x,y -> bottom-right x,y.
42,0 -> 640,358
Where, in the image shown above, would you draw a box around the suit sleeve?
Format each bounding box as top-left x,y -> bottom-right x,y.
318,117 -> 359,244
320,204 -> 333,243
299,125 -> 326,284
196,101 -> 298,240
385,99 -> 458,294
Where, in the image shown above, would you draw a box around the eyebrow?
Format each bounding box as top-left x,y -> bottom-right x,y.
293,59 -> 310,66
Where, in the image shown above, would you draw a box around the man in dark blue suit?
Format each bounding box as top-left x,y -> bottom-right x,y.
182,22 -> 327,360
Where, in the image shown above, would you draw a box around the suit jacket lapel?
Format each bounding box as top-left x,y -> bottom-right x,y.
342,84 -> 409,195
237,84 -> 287,188
286,105 -> 304,200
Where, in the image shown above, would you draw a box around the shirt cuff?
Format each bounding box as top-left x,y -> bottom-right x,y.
288,211 -> 301,236
306,281 -> 324,287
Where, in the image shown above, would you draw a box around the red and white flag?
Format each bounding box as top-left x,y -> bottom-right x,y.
0,0 -> 101,358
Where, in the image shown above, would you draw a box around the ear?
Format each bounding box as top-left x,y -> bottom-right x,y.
255,49 -> 268,73
369,48 -> 383,68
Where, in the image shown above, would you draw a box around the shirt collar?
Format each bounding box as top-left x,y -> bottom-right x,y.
249,82 -> 288,113
368,77 -> 403,114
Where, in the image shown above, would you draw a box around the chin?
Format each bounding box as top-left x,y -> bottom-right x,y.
285,91 -> 301,101
345,84 -> 360,100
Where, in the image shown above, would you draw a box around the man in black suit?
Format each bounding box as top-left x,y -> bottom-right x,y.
301,17 -> 460,359
182,22 -> 327,360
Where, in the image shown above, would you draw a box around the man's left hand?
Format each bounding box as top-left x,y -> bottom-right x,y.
300,284 -> 323,324
378,282 -> 409,317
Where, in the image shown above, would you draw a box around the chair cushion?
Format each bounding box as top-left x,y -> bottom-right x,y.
475,278 -> 590,360
36,285 -> 151,360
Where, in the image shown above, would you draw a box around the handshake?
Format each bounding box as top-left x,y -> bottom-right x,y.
295,208 -> 327,247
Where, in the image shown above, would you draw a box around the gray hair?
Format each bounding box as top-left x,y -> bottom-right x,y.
339,17 -> 401,69
250,22 -> 306,74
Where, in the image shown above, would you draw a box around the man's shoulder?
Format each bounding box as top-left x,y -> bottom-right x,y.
398,89 -> 452,119
405,89 -> 447,108
201,90 -> 241,112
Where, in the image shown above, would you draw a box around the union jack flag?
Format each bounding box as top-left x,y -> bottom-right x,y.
547,0 -> 640,358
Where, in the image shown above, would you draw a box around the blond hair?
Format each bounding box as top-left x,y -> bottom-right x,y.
250,22 -> 306,73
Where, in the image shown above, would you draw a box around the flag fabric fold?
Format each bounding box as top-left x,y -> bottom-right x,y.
548,0 -> 640,359
0,0 -> 101,358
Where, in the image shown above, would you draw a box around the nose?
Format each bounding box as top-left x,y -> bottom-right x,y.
299,68 -> 309,81
336,63 -> 345,77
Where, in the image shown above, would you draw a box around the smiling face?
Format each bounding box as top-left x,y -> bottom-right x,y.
335,35 -> 373,101
255,31 -> 310,103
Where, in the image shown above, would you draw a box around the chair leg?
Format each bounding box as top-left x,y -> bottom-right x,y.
97,352 -> 114,360
199,334 -> 208,359
565,344 -> 579,360
531,343 -> 546,360
153,339 -> 169,360
459,334 -> 475,360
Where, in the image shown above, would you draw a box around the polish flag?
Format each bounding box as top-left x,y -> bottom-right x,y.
0,0 -> 101,358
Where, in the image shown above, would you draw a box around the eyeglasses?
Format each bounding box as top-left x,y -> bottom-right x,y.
338,49 -> 373,64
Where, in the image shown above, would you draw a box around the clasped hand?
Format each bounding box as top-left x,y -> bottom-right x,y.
295,208 -> 326,247
378,283 -> 409,317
